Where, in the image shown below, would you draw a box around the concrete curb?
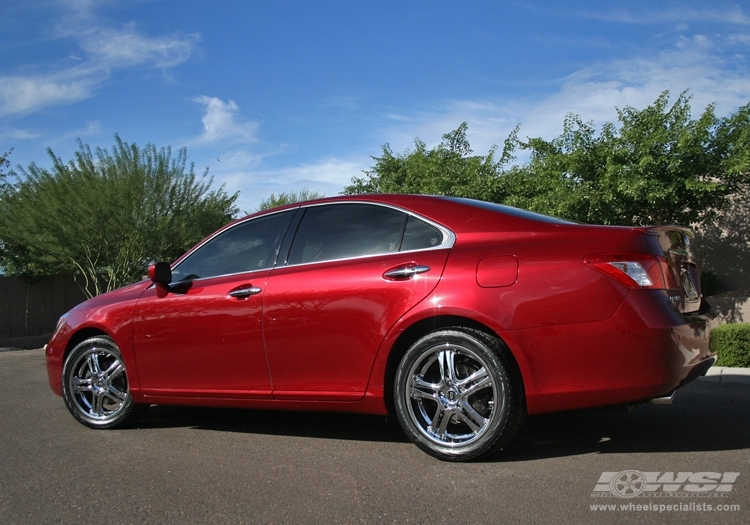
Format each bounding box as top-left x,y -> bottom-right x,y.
700,366 -> 750,385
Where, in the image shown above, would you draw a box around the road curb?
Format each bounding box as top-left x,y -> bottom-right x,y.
700,366 -> 750,384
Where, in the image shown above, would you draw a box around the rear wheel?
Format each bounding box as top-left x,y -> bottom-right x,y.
394,328 -> 523,461
62,336 -> 148,429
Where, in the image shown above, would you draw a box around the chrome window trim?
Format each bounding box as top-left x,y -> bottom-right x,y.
280,201 -> 456,269
167,201 -> 455,282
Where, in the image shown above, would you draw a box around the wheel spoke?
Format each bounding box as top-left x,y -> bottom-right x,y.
105,384 -> 127,403
102,361 -> 124,381
410,377 -> 440,401
436,407 -> 454,438
438,349 -> 459,384
72,376 -> 94,393
457,400 -> 487,432
459,368 -> 492,397
428,403 -> 448,438
91,391 -> 105,416
436,350 -> 447,383
86,353 -> 102,376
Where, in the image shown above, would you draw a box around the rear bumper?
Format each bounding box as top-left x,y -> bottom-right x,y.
514,291 -> 718,415
647,356 -> 716,405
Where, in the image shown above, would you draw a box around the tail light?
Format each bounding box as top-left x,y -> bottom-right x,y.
584,253 -> 679,290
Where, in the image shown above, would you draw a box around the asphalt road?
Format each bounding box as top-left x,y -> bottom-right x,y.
1,349 -> 749,525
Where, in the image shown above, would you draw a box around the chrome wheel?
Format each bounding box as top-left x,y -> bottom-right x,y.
62,336 -> 147,428
394,328 -> 523,461
407,344 -> 499,446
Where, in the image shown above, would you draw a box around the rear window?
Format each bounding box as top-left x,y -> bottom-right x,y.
401,215 -> 445,251
442,197 -> 575,225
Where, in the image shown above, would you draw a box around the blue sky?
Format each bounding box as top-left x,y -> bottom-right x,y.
1,0 -> 749,213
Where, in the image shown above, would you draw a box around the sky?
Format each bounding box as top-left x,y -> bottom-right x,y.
1,0 -> 749,213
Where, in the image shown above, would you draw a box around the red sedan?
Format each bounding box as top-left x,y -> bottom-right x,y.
46,195 -> 717,461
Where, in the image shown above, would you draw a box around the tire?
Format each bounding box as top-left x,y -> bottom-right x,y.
393,328 -> 524,461
62,336 -> 148,429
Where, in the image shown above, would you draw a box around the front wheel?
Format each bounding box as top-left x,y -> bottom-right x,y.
393,328 -> 523,461
62,336 -> 148,429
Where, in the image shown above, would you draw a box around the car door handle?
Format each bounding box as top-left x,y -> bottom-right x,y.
383,264 -> 431,280
228,286 -> 262,299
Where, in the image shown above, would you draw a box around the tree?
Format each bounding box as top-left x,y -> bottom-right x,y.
343,122 -> 517,201
255,187 -> 324,212
506,92 -> 750,226
0,149 -> 10,173
351,92 -> 750,227
0,148 -> 12,197
0,136 -> 239,297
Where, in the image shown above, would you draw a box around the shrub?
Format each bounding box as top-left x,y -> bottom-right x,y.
711,323 -> 750,367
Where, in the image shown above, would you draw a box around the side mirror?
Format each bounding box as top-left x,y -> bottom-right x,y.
148,262 -> 172,285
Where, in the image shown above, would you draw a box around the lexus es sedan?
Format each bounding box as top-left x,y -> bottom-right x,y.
46,195 -> 717,461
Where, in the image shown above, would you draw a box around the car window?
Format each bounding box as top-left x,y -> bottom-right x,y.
401,215 -> 445,251
172,210 -> 294,281
288,204 -> 406,265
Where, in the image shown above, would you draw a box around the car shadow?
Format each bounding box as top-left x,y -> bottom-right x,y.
136,404 -> 412,444
501,380 -> 750,462
131,381 -> 750,458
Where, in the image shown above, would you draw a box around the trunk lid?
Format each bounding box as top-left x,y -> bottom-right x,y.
646,226 -> 702,314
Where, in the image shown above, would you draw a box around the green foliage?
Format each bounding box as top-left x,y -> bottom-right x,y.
711,323 -> 750,367
344,122 -> 518,201
350,92 -> 750,227
0,148 -> 12,197
255,187 -> 324,212
0,149 -> 10,173
507,92 -> 749,225
0,136 -> 238,297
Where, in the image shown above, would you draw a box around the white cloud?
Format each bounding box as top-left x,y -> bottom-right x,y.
379,33 -> 750,159
81,24 -> 200,69
191,96 -> 259,145
210,156 -> 368,214
253,158 -> 366,187
0,68 -> 101,117
63,120 -> 101,139
589,6 -> 750,25
0,4 -> 198,118
0,129 -> 41,140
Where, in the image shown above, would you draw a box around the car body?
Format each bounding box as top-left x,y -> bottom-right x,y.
46,194 -> 717,460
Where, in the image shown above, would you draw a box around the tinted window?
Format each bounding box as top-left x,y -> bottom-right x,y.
172,211 -> 294,281
401,215 -> 445,251
442,197 -> 576,224
288,204 -> 406,264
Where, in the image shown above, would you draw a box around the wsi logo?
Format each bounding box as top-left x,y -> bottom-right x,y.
592,471 -> 740,498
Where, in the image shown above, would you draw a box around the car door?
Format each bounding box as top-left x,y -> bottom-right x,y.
262,203 -> 453,401
132,209 -> 295,398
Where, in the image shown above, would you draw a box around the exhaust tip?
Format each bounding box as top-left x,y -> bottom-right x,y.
648,390 -> 676,405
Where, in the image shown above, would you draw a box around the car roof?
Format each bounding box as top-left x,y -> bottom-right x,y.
247,194 -> 574,234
